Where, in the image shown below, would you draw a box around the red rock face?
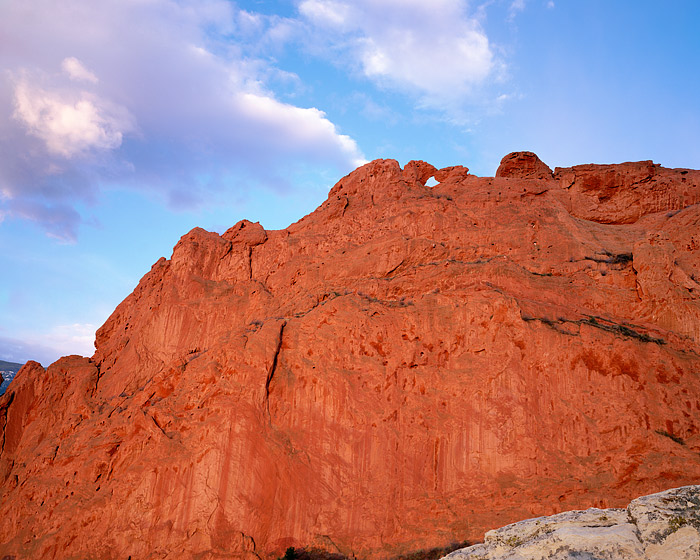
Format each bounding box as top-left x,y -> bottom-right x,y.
496,151 -> 553,180
2,153 -> 700,560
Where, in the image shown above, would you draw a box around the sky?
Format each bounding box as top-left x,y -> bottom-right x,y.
1,0 -> 699,366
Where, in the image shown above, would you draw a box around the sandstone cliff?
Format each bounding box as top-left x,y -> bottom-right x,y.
1,152 -> 700,559
444,485 -> 700,560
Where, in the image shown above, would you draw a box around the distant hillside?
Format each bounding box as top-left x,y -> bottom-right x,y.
0,360 -> 22,396
0,360 -> 23,372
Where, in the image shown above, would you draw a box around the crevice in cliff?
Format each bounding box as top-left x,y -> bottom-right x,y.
384,258 -> 405,277
204,469 -> 221,531
655,429 -> 686,446
357,292 -> 414,308
107,398 -> 128,419
582,315 -> 665,344
583,251 -> 633,268
90,362 -> 105,400
378,256 -> 500,277
241,532 -> 262,559
220,242 -> 234,265
107,461 -> 115,481
521,313 -> 666,344
146,411 -> 172,439
625,506 -> 643,547
521,314 -> 580,337
264,321 -> 286,419
0,391 -> 15,461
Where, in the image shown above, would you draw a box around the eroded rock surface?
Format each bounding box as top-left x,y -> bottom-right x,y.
444,485 -> 700,560
496,151 -> 554,180
2,153 -> 700,559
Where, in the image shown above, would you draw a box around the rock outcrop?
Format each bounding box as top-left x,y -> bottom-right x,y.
1,153 -> 700,559
496,151 -> 554,180
444,485 -> 700,560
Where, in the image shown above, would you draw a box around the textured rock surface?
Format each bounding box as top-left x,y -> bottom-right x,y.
444,485 -> 700,560
2,153 -> 700,559
496,151 -> 553,180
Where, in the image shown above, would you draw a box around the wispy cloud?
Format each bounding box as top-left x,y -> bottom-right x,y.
0,322 -> 96,365
508,0 -> 526,20
61,57 -> 99,84
297,0 -> 497,110
0,0 -> 364,241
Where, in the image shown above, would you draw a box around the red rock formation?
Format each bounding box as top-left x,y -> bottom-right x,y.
2,153 -> 700,560
496,151 -> 553,180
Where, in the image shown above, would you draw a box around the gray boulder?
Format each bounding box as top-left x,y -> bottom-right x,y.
443,486 -> 700,560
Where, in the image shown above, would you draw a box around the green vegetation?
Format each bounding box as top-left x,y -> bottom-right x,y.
668,515 -> 689,533
278,547 -> 348,560
504,536 -> 522,548
388,541 -> 472,560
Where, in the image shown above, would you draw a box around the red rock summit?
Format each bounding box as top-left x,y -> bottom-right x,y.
2,153 -> 700,559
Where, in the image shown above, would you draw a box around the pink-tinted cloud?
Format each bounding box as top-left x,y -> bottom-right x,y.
0,0 -> 364,241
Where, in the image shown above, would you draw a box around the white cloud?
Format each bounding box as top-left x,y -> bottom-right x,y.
297,0 -> 495,107
13,77 -> 133,158
44,322 -> 97,356
299,0 -> 354,29
359,27 -> 491,93
235,92 -> 366,167
0,323 -> 96,366
509,0 -> 526,19
61,57 -> 99,84
0,0 -> 364,240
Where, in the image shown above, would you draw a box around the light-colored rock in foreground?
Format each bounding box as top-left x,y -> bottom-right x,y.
444,485 -> 700,560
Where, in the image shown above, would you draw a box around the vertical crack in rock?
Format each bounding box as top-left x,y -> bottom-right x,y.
241,532 -> 262,559
625,506 -> 644,551
264,321 -> 287,419
247,246 -> 253,280
0,391 -> 15,460
204,468 -> 221,531
90,363 -> 104,399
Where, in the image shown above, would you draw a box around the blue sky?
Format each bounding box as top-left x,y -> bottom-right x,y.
1,0 -> 699,365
